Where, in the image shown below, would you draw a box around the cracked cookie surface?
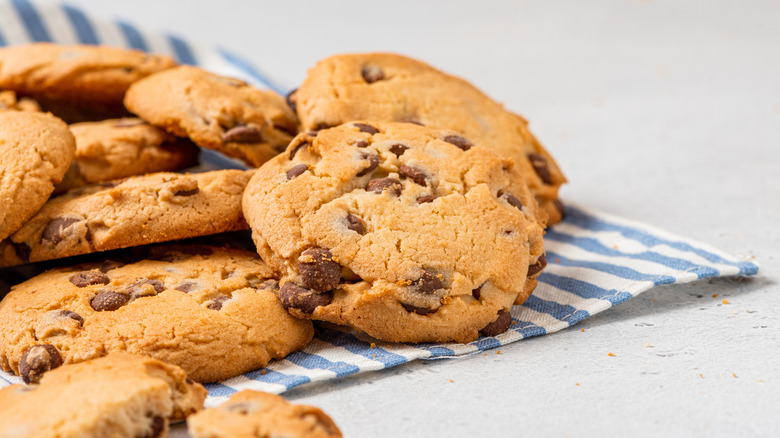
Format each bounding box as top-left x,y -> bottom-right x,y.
56,118 -> 200,193
0,111 -> 75,241
188,390 -> 342,438
290,53 -> 567,223
243,122 -> 547,343
0,169 -> 252,267
0,353 -> 206,438
0,43 -> 176,122
0,245 -> 314,382
124,65 -> 299,167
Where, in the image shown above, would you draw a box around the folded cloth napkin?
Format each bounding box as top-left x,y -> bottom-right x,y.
0,0 -> 760,405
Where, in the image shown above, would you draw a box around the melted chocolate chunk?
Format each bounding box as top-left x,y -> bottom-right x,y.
503,193 -> 523,211
41,218 -> 81,245
174,187 -> 199,196
207,295 -> 230,311
278,283 -> 333,314
367,177 -> 402,196
527,253 -> 547,277
417,195 -> 436,204
353,123 -> 379,135
222,125 -> 263,143
57,310 -> 84,326
528,153 -> 553,184
99,260 -> 125,273
90,291 -> 130,311
286,164 -> 309,180
472,285 -> 483,300
69,271 -> 110,288
346,214 -> 366,235
175,281 -> 198,293
289,139 -> 309,160
357,153 -> 380,177
299,248 -> 341,292
399,165 -> 427,186
20,344 -> 62,384
389,143 -> 409,156
361,65 -> 385,84
401,303 -> 438,315
355,140 -> 369,148
127,279 -> 165,298
443,135 -> 473,151
285,88 -> 298,113
479,309 -> 512,337
411,270 -> 443,295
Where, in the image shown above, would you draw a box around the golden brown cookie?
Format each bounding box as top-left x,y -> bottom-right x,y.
55,118 -> 200,193
243,121 -> 546,343
0,169 -> 252,267
188,390 -> 342,438
0,111 -> 75,241
0,353 -> 207,437
0,245 -> 314,383
290,53 -> 567,223
0,90 -> 41,112
0,43 -> 176,122
124,65 -> 299,167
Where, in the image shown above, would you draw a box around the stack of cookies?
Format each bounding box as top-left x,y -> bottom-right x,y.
0,43 -> 565,436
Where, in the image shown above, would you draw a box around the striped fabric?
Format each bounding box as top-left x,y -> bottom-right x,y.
0,0 -> 760,406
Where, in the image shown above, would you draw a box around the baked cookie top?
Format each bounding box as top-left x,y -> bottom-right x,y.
290,53 -> 567,223
56,118 -> 200,193
0,111 -> 75,241
0,245 -> 314,383
0,43 -> 176,105
188,390 -> 342,438
243,121 -> 546,343
0,353 -> 206,438
124,65 -> 299,167
0,169 -> 252,267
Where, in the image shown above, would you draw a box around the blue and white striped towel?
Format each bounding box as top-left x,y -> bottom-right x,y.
0,0 -> 760,405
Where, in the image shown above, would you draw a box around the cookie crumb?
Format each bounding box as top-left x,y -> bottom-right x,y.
613,244 -> 619,249
449,379 -> 454,383
496,350 -> 502,355
575,383 -> 580,386
372,354 -> 377,358
722,299 -> 730,305
699,373 -> 704,379
581,328 -> 585,332
483,353 -> 488,356
653,297 -> 658,303
712,294 -> 719,298
261,370 -> 266,375
370,343 -> 376,349
555,258 -> 561,263
732,373 -> 738,378
607,352 -> 616,357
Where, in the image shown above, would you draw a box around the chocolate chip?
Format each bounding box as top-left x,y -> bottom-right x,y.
443,135 -> 473,151
527,253 -> 547,277
286,164 -> 309,180
353,123 -> 379,134
306,131 -> 319,137
528,153 -> 553,184
148,416 -> 165,438
278,283 -> 333,314
99,260 -> 125,273
207,295 -> 230,311
223,125 -> 263,143
69,271 -> 110,288
472,285 -> 483,300
41,218 -> 80,245
411,270 -> 443,295
10,241 -> 31,262
401,303 -> 438,315
175,281 -> 198,293
367,177 -> 402,196
174,187 -> 199,196
256,279 -> 279,292
355,140 -> 369,148
289,139 -> 309,160
57,310 -> 84,326
90,291 -> 130,311
314,122 -> 334,131
20,344 -> 62,384
553,199 -> 566,219
361,65 -> 385,83
127,279 -> 165,298
357,153 -> 380,177
285,88 -> 298,113
273,122 -> 298,137
346,214 -> 366,235
389,144 -> 409,156
503,193 -> 523,211
417,195 -> 436,204
299,248 -> 341,292
399,165 -> 427,186
479,309 -> 513,337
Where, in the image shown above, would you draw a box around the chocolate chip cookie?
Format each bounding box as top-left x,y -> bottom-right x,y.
188,390 -> 342,438
0,90 -> 41,112
0,353 -> 207,437
290,53 -> 567,223
0,111 -> 75,241
0,169 -> 252,267
124,65 -> 299,167
0,43 -> 177,122
0,245 -> 314,382
243,122 -> 546,343
55,118 -> 200,193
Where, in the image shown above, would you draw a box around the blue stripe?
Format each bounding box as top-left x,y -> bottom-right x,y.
546,228 -> 721,279
565,206 -> 744,268
0,26 -> 7,46
243,367 -> 311,390
11,0 -> 51,42
473,337 -> 501,350
62,5 -> 98,44
284,350 -> 361,378
539,272 -> 634,305
512,320 -> 547,337
316,327 -> 410,368
117,21 -> 148,51
168,34 -> 197,65
522,294 -> 591,325
218,47 -> 284,93
546,250 -> 678,286
413,343 -> 458,358
204,382 -> 237,397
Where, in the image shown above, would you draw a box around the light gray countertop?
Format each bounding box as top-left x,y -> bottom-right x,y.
41,0 -> 780,435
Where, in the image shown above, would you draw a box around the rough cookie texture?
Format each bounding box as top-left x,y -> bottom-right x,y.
0,90 -> 41,112
243,122 -> 546,343
290,53 -> 567,223
124,65 -> 299,167
0,43 -> 176,122
0,111 -> 76,241
0,169 -> 252,267
55,118 -> 200,193
188,390 -> 342,438
0,245 -> 314,382
0,353 -> 207,438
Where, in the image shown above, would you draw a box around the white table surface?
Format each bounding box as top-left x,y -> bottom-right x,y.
41,0 -> 780,436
